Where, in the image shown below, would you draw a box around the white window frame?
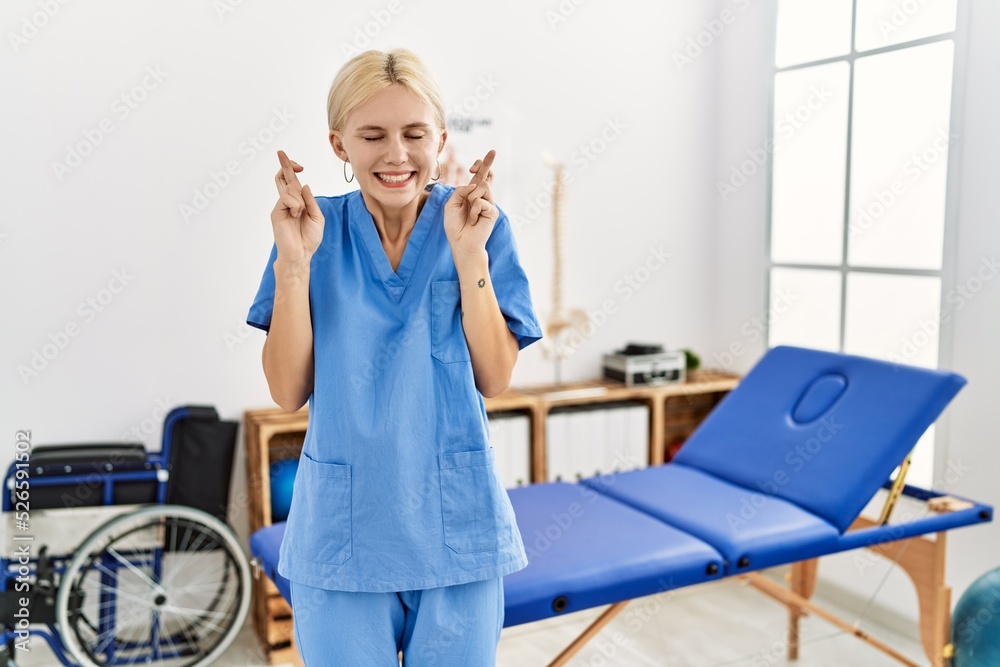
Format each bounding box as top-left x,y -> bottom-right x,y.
763,0 -> 971,489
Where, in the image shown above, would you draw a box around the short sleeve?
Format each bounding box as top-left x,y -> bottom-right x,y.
486,209 -> 543,350
246,242 -> 279,333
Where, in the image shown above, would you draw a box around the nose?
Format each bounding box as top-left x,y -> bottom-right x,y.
384,134 -> 407,165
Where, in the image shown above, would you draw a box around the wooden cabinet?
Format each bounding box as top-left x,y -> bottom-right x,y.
243,368 -> 740,663
486,369 -> 740,482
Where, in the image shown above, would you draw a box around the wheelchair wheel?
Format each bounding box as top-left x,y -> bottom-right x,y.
55,504 -> 251,667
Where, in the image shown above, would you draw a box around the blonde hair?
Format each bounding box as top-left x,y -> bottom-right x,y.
327,49 -> 447,134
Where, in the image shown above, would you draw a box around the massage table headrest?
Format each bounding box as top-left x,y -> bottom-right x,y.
672,345 -> 966,532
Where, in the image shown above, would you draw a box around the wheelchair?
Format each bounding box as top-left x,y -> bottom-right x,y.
0,406 -> 251,666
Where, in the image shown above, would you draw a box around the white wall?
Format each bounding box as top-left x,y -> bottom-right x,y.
1,0 -> 718,541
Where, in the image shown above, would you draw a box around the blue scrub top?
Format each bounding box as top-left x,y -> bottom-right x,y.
247,183 -> 543,593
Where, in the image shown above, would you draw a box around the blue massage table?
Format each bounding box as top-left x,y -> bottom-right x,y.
249,345 -> 993,666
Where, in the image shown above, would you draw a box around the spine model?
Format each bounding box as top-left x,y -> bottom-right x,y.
540,154 -> 587,384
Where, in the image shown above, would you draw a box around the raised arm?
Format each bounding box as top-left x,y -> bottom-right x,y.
262,150 -> 325,411
443,150 -> 519,398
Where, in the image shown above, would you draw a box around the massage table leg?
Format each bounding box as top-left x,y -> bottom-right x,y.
547,601 -> 631,667
787,559 -> 819,660
747,522 -> 955,667
853,518 -> 953,667
747,572 -> 923,667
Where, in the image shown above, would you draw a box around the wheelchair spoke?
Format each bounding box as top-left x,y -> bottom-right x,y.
159,527 -> 220,589
105,546 -> 167,595
57,505 -> 251,667
162,555 -> 231,596
159,603 -> 233,628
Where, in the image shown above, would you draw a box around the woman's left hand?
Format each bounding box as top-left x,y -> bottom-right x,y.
443,149 -> 498,260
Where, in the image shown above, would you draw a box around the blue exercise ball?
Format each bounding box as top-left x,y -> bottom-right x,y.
269,457 -> 299,522
952,567 -> 1000,666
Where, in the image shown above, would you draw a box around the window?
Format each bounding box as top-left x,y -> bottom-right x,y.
766,0 -> 964,487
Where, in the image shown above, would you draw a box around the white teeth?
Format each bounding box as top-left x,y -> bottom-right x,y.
377,172 -> 412,183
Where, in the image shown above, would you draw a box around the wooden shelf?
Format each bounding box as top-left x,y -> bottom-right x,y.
243,368 -> 740,663
243,406 -> 308,664
484,369 -> 740,482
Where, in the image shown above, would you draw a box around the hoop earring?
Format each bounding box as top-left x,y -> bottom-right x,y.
431,159 -> 441,182
343,161 -> 354,183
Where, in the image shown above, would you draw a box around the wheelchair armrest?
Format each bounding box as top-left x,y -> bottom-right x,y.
30,443 -> 149,470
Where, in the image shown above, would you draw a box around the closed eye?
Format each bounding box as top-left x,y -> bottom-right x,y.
362,135 -> 425,142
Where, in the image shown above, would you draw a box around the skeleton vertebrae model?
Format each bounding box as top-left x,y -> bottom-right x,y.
540,153 -> 588,384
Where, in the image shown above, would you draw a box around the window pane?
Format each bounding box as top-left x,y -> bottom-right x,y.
767,268 -> 842,350
855,0 -> 957,52
844,271 -> 942,490
771,63 -> 850,265
775,0 -> 853,68
843,272 -> 941,369
848,41 -> 954,270
905,425 -> 935,490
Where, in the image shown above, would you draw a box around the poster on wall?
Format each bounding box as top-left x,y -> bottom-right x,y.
441,103 -> 517,212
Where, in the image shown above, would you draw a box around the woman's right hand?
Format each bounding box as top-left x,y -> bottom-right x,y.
271,150 -> 325,264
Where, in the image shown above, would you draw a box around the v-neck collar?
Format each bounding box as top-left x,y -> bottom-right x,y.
350,184 -> 445,303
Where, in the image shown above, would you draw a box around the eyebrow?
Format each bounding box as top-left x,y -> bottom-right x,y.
355,122 -> 431,131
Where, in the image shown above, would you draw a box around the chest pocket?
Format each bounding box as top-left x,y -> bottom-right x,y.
439,447 -> 513,553
291,451 -> 352,565
431,281 -> 471,363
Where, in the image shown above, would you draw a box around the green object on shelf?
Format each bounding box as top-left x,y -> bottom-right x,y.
681,348 -> 701,372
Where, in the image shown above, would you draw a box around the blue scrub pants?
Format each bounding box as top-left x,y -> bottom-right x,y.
289,577 -> 505,666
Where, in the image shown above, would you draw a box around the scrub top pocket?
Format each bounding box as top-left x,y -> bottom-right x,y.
431,280 -> 471,364
439,447 -> 512,554
293,452 -> 352,565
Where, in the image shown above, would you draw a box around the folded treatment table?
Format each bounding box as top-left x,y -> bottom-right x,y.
250,345 -> 993,666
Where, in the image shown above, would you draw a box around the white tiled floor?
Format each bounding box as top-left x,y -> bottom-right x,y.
12,571 -> 926,666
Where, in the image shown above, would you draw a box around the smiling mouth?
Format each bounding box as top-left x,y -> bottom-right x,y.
375,172 -> 416,183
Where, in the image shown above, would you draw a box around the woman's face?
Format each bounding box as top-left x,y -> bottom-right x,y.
331,84 -> 445,211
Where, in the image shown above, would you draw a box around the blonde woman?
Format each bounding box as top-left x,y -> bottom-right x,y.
247,49 -> 542,665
